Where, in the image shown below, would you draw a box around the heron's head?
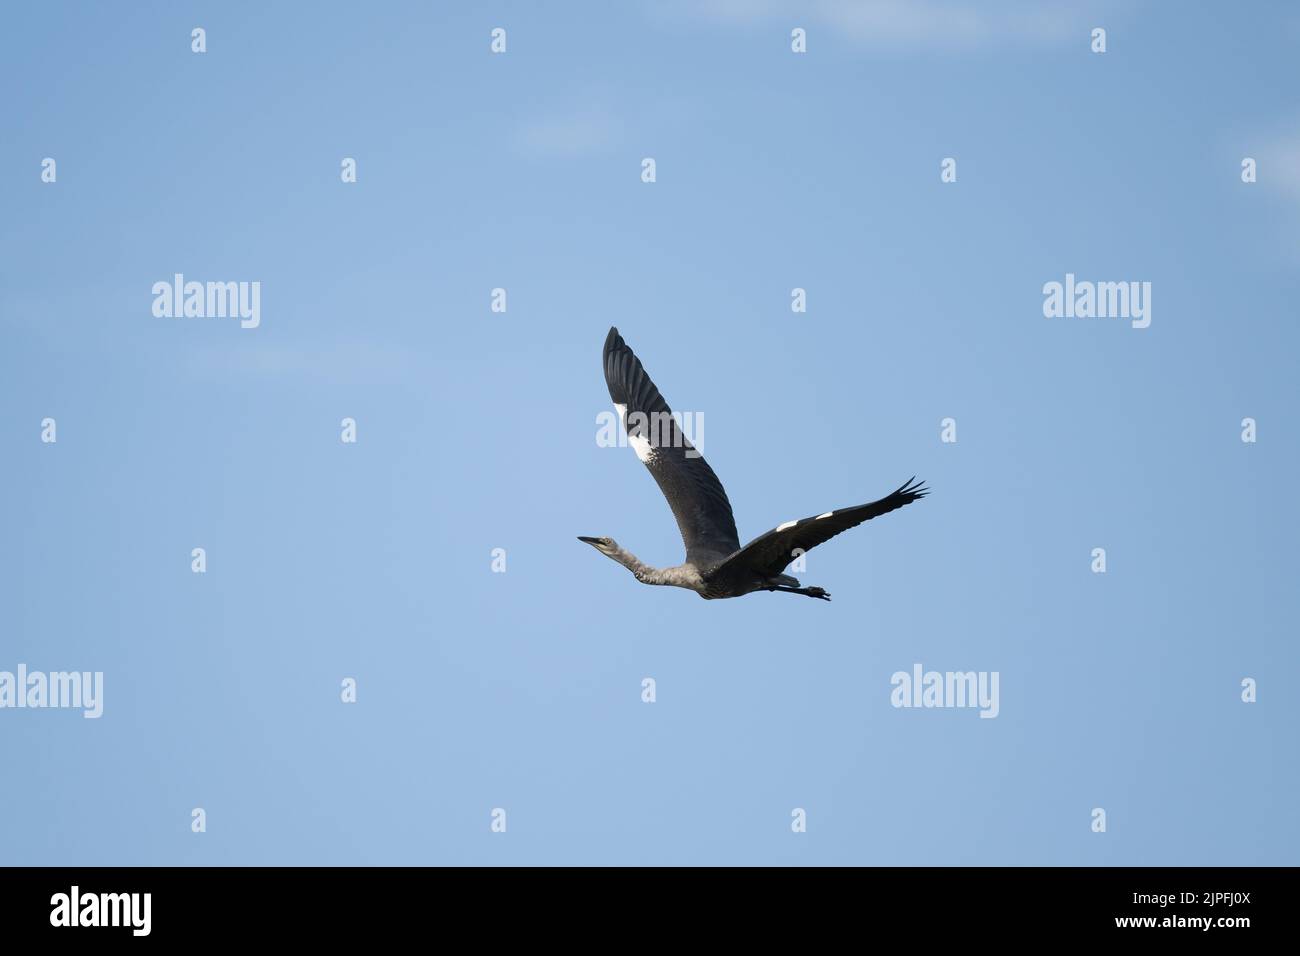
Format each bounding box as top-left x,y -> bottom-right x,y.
577,535 -> 619,557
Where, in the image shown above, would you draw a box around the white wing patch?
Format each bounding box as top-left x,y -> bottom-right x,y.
614,402 -> 656,464
628,433 -> 655,463
817,512 -> 834,520
776,520 -> 798,532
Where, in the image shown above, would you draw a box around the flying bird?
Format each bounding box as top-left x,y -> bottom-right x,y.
580,327 -> 928,601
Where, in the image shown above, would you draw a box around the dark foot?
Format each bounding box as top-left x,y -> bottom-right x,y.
767,584 -> 831,601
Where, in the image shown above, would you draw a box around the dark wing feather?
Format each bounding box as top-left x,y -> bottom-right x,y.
602,327 -> 740,566
711,478 -> 928,579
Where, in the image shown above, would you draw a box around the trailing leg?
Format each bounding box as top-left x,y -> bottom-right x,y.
767,585 -> 831,601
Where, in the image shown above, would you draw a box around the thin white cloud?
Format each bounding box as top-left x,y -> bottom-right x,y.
1250,126 -> 1300,262
664,0 -> 1091,51
1257,130 -> 1300,203
185,341 -> 417,386
516,103 -> 622,158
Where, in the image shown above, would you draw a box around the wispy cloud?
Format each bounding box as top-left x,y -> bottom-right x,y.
515,103 -> 622,158
1251,124 -> 1300,262
185,341 -> 417,386
1257,129 -> 1300,204
663,0 -> 1092,51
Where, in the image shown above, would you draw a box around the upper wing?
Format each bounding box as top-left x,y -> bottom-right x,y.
711,478 -> 928,579
602,327 -> 740,566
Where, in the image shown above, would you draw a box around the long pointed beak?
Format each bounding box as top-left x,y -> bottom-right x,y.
577,536 -> 600,545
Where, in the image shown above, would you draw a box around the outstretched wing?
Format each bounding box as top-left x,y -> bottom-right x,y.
711,478 -> 928,579
602,327 -> 741,566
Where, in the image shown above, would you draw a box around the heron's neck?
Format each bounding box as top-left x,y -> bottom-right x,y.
608,548 -> 696,589
609,547 -> 658,582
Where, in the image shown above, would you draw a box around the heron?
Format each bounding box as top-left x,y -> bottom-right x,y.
579,327 -> 928,601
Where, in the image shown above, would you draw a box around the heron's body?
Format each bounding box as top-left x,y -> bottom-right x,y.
580,328 -> 928,601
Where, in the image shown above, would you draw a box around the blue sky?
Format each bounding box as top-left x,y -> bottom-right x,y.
1,1 -> 1297,865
